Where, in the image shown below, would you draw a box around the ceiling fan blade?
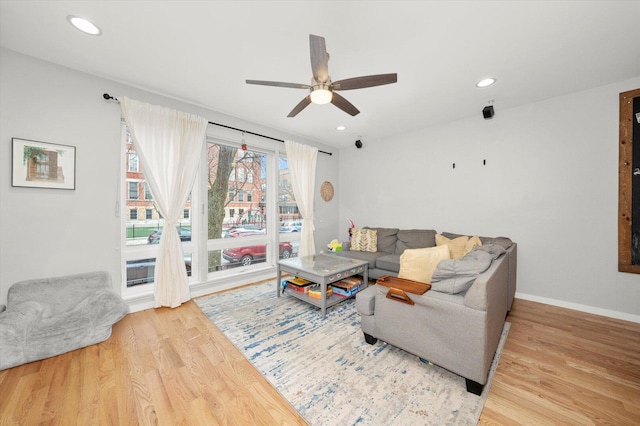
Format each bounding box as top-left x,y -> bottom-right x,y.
246,80 -> 310,89
309,34 -> 329,83
287,96 -> 312,117
331,92 -> 360,116
332,73 -> 398,91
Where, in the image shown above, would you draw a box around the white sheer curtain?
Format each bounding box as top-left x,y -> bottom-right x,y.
284,140 -> 318,257
121,97 -> 208,308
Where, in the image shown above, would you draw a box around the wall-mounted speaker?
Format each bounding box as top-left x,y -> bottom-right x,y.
482,105 -> 495,119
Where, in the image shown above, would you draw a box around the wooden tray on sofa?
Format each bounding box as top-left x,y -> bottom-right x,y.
375,276 -> 431,305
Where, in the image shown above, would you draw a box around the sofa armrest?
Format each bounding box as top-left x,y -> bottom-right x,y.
356,286 -> 377,316
464,253 -> 509,312
8,271 -> 112,316
0,301 -> 45,359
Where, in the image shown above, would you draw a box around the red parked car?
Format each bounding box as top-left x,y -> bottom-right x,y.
222,233 -> 293,266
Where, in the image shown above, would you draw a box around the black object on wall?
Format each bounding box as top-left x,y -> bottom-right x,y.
482,105 -> 495,119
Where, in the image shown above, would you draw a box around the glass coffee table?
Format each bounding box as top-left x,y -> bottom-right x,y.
277,253 -> 369,317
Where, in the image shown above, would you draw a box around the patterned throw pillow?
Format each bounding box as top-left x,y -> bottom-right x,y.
350,229 -> 378,252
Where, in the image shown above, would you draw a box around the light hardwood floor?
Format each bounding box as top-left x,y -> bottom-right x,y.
1,292 -> 639,425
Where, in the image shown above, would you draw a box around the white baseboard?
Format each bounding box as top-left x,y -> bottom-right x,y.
515,292 -> 640,324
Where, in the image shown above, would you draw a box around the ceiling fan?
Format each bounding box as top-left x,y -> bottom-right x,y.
246,34 -> 397,117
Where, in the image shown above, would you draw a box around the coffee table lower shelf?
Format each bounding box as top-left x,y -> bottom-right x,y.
283,282 -> 369,311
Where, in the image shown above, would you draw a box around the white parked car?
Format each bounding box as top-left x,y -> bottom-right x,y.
280,221 -> 302,232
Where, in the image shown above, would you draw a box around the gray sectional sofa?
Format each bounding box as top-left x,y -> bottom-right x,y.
336,227 -> 517,394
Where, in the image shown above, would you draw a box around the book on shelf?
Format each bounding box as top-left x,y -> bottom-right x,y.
332,285 -> 360,298
333,277 -> 363,291
287,277 -> 311,286
341,276 -> 363,285
286,277 -> 314,292
287,283 -> 311,293
308,286 -> 332,299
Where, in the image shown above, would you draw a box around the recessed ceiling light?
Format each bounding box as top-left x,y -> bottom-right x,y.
67,15 -> 102,36
476,78 -> 496,88
336,125 -> 346,131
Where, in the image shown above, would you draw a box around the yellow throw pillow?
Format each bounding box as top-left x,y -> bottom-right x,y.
398,245 -> 451,284
351,229 -> 378,252
466,235 -> 483,254
436,234 -> 483,259
435,234 -> 469,260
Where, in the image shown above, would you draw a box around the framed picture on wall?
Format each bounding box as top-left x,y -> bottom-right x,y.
11,138 -> 76,190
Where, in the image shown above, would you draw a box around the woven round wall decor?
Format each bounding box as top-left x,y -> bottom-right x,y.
320,181 -> 334,202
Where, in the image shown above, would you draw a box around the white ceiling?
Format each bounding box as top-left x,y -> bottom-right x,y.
2,1 -> 639,149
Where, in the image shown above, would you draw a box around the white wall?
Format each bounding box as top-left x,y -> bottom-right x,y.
339,77 -> 640,321
0,48 -> 339,306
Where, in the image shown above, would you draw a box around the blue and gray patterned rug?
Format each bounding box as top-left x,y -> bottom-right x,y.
196,281 -> 509,425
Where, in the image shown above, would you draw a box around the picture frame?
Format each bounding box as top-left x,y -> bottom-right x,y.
11,138 -> 76,190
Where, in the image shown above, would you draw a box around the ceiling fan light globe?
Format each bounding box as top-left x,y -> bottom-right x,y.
310,89 -> 333,105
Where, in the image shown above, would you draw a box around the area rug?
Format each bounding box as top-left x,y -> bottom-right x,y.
195,282 -> 509,426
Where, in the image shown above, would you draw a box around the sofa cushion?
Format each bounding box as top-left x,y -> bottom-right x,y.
355,286 -> 377,315
398,245 -> 450,284
430,249 -> 493,294
335,250 -> 386,269
395,229 -> 437,253
480,236 -> 513,250
351,228 -> 378,252
476,243 -> 507,259
374,253 -> 401,273
435,234 -> 482,260
364,227 -> 399,253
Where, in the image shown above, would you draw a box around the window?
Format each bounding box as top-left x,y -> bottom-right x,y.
122,126 -> 192,289
205,140 -> 276,273
279,156 -> 300,229
33,152 -> 52,178
122,123 -> 298,293
128,153 -> 139,172
144,183 -> 152,200
128,182 -> 139,200
126,256 -> 191,287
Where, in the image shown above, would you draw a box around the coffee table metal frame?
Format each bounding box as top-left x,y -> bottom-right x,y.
276,253 -> 369,317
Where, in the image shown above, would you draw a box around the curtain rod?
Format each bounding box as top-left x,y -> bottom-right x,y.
103,93 -> 332,156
